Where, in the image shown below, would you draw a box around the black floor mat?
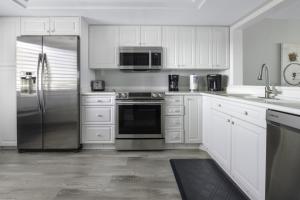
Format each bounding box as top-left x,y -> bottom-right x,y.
170,159 -> 249,200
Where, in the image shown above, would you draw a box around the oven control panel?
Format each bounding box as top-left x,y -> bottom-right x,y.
116,92 -> 165,100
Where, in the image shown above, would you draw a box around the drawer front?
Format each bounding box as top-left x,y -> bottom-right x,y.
165,130 -> 184,143
211,98 -> 266,128
164,106 -> 184,116
82,106 -> 114,124
165,116 -> 184,130
165,96 -> 184,106
82,125 -> 114,143
82,96 -> 115,106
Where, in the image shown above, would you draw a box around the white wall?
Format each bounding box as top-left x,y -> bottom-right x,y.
243,18 -> 300,86
95,70 -> 229,91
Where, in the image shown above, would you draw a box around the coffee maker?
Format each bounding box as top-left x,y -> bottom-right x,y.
207,74 -> 222,91
168,75 -> 179,91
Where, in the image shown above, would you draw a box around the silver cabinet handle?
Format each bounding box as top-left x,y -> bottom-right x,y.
97,133 -> 103,137
97,100 -> 103,102
97,114 -> 103,117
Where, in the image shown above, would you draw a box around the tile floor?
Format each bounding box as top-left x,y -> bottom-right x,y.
0,149 -> 210,200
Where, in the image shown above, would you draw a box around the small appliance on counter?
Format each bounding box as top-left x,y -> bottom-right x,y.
168,74 -> 179,91
189,74 -> 199,92
91,80 -> 105,91
207,74 -> 222,91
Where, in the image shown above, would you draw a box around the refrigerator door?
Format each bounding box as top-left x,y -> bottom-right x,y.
16,36 -> 43,150
42,36 -> 80,149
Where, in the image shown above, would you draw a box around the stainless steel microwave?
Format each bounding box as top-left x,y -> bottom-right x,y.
119,46 -> 163,71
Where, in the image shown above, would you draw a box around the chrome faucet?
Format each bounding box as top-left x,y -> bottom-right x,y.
257,64 -> 273,99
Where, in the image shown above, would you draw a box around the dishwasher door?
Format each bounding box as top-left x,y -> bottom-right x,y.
266,110 -> 300,200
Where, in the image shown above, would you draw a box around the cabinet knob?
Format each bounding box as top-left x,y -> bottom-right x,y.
97,114 -> 103,117
231,121 -> 235,125
218,104 -> 222,107
244,111 -> 248,116
227,119 -> 230,123
97,134 -> 103,137
97,100 -> 103,102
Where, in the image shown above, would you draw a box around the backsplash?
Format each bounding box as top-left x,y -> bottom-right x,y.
95,70 -> 228,91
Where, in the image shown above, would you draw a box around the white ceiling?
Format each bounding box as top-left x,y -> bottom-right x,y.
0,0 -> 270,25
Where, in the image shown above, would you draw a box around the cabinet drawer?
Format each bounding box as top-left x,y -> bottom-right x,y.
82,125 -> 114,143
82,96 -> 115,106
165,130 -> 184,143
165,96 -> 184,106
82,106 -> 114,124
164,106 -> 184,116
165,116 -> 184,130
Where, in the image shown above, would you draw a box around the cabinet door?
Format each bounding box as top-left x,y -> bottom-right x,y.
119,26 -> 140,46
195,27 -> 212,69
202,96 -> 212,150
211,110 -> 232,172
140,26 -> 161,46
89,26 -> 119,69
21,17 -> 50,35
177,27 -> 195,68
50,17 -> 80,35
212,27 -> 229,69
184,96 -> 202,143
231,118 -> 266,200
162,26 -> 178,68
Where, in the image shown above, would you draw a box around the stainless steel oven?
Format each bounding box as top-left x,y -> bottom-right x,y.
115,92 -> 165,150
119,47 -> 163,71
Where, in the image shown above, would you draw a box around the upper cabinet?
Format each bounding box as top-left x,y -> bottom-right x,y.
177,27 -> 195,68
89,26 -> 119,69
212,27 -> 229,69
140,26 -> 162,46
195,27 -> 211,69
21,17 -> 80,36
162,26 -> 177,68
119,25 -> 161,46
119,26 -> 140,46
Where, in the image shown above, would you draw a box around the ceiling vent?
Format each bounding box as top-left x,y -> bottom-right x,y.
11,0 -> 29,8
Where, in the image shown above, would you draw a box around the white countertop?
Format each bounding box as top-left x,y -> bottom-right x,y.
81,91 -> 300,116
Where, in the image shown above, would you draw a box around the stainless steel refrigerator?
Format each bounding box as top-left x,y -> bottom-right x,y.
16,36 -> 80,151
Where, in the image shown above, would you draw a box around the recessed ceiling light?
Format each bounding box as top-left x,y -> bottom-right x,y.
11,0 -> 29,8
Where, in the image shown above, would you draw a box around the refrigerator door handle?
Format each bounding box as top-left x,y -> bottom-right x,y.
41,53 -> 48,113
37,53 -> 43,112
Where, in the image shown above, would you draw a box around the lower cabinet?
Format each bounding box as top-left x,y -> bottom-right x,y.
82,125 -> 114,144
205,99 -> 267,200
211,110 -> 232,172
231,118 -> 266,200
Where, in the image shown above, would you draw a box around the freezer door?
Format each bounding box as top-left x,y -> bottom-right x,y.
16,36 -> 43,150
42,36 -> 80,149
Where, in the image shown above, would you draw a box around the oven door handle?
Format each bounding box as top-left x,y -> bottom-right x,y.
116,101 -> 164,105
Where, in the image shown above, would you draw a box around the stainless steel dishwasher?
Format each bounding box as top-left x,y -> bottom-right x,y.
266,110 -> 300,200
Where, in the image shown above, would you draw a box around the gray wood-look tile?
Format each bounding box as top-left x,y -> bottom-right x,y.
0,149 -> 209,200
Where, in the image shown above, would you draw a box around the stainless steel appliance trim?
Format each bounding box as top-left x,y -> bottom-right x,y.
115,139 -> 165,150
267,109 -> 300,130
115,100 -> 165,139
36,53 -> 43,112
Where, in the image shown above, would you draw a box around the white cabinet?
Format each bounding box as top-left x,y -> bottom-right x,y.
81,95 -> 116,144
162,26 -> 178,68
212,27 -> 229,69
119,25 -> 162,46
21,17 -> 50,35
184,96 -> 202,143
0,17 -> 20,147
21,17 -> 80,36
164,95 -> 184,144
177,27 -> 195,68
119,26 -> 140,46
140,26 -> 162,46
195,27 -> 211,69
231,118 -> 266,200
202,96 -> 213,150
50,17 -> 80,35
211,110 -> 232,172
89,26 -> 119,69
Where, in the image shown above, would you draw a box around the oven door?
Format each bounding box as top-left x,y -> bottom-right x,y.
116,101 -> 164,139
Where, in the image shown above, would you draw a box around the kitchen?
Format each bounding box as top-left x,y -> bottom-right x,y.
0,0 -> 300,199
